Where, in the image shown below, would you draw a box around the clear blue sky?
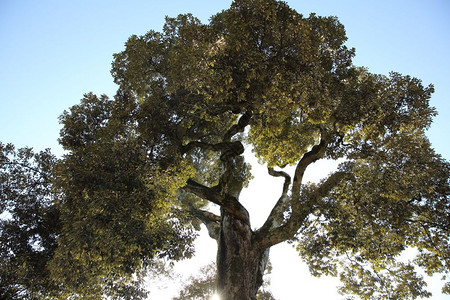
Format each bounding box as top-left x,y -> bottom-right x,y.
1,1 -> 449,299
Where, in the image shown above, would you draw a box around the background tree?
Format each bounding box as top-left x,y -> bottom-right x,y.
0,0 -> 449,299
0,143 -> 60,299
0,140 -> 194,299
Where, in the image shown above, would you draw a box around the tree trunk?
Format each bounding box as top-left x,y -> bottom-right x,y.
216,209 -> 269,300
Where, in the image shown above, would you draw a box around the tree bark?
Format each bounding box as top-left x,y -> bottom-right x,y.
216,209 -> 269,300
215,151 -> 270,300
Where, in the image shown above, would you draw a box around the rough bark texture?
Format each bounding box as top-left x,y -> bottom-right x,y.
214,151 -> 270,300
217,209 -> 269,300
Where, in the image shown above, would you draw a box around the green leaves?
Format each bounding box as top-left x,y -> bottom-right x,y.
0,143 -> 60,299
110,0 -> 358,168
296,130 -> 449,297
53,93 -> 197,297
338,258 -> 432,300
59,93 -> 113,150
2,0 -> 448,298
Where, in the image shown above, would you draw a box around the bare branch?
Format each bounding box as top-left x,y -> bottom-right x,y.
268,167 -> 291,198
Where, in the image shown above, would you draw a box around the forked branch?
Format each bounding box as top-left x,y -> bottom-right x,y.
257,135 -> 330,248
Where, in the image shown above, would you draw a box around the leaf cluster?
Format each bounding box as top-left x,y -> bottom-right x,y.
295,133 -> 449,298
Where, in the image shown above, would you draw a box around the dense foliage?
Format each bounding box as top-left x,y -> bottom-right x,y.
0,140 -> 194,299
1,0 -> 448,298
0,144 -> 60,298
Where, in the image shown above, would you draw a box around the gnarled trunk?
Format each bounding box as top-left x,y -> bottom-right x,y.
216,209 -> 269,300
186,147 -> 274,299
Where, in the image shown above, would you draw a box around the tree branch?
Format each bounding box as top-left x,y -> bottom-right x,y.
188,207 -> 221,241
223,110 -> 252,142
183,179 -> 249,222
257,168 -> 291,236
291,137 -> 329,202
181,141 -> 244,161
256,135 -> 330,248
181,111 -> 252,227
268,167 -> 291,199
183,179 -> 222,206
181,110 -> 250,156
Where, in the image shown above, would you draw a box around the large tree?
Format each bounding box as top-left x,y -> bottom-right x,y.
1,0 -> 449,299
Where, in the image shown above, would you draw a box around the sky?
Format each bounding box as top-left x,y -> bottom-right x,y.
1,0 -> 449,299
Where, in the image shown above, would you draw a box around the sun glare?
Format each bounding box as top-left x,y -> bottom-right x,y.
211,293 -> 220,300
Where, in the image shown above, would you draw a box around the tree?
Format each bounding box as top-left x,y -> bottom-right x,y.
0,141 -> 194,299
0,144 -> 60,299
1,0 -> 449,299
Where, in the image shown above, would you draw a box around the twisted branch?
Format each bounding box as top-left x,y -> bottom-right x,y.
258,168 -> 291,236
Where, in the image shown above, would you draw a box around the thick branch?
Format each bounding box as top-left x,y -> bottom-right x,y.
181,141 -> 244,156
256,136 -> 329,248
183,179 -> 249,222
189,207 -> 221,241
183,179 -> 222,206
291,137 -> 329,202
220,194 -> 250,222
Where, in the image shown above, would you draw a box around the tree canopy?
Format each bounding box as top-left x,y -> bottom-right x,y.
1,0 -> 449,299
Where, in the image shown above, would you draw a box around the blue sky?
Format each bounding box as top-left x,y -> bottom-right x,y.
1,1 -> 449,299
